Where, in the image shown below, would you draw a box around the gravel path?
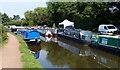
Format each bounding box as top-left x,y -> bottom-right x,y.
0,33 -> 22,68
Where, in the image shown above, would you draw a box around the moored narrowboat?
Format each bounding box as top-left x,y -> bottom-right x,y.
49,28 -> 58,36
17,29 -> 41,43
98,35 -> 120,48
38,28 -> 53,37
90,35 -> 120,55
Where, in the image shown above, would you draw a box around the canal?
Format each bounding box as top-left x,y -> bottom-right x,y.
26,36 -> 120,69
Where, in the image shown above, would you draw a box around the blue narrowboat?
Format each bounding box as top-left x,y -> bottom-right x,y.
17,29 -> 41,42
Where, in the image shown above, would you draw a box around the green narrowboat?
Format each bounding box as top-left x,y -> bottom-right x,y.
98,35 -> 120,49
90,35 -> 120,55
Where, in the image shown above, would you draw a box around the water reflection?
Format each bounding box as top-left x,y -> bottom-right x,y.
27,36 -> 120,69
41,36 -> 58,43
58,41 -> 92,56
57,37 -> 120,68
41,41 -> 99,68
27,42 -> 41,59
91,49 -> 120,68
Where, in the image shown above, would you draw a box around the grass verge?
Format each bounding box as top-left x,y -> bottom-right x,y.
0,24 -> 8,48
0,38 -> 8,48
10,32 -> 44,69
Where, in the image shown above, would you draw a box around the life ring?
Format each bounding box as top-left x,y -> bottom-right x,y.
45,30 -> 53,37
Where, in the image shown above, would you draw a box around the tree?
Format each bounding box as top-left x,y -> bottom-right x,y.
0,12 -> 2,24
34,7 -> 50,26
47,2 -> 120,30
20,18 -> 29,26
24,10 -> 35,26
2,13 -> 10,23
23,2 -> 120,30
47,2 -> 81,27
13,15 -> 20,20
24,7 -> 51,26
28,21 -> 34,26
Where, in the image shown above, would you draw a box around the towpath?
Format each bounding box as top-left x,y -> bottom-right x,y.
0,33 -> 22,69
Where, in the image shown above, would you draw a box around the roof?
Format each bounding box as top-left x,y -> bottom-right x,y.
59,19 -> 74,25
99,24 -> 114,26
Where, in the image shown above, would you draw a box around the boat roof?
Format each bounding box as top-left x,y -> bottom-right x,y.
16,26 -> 25,28
99,35 -> 120,39
18,29 -> 38,32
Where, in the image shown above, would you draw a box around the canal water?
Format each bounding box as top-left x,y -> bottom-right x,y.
27,36 -> 120,69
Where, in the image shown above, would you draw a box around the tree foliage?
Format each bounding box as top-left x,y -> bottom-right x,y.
13,15 -> 20,20
24,7 -> 51,26
5,2 -> 119,31
47,2 -> 120,30
3,22 -> 22,26
1,13 -> 10,23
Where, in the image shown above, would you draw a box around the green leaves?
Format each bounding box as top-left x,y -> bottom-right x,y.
3,22 -> 21,26
24,7 -> 50,26
2,13 -> 10,23
13,15 -> 20,20
23,2 -> 120,30
47,2 -> 120,30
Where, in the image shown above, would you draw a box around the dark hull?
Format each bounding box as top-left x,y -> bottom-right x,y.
89,43 -> 120,56
58,34 -> 91,45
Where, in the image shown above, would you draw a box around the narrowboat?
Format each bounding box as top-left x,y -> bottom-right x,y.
58,28 -> 94,45
38,28 -> 53,37
90,35 -> 120,55
49,28 -> 58,36
37,29 -> 46,34
58,28 -> 94,40
13,26 -> 25,34
17,29 -> 41,43
37,26 -> 58,36
79,30 -> 94,40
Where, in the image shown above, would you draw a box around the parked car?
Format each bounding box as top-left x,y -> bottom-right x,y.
98,24 -> 118,34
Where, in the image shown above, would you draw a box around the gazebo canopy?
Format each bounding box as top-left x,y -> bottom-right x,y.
59,19 -> 74,28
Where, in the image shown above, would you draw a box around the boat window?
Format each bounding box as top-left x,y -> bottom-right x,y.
117,41 -> 120,47
107,26 -> 116,29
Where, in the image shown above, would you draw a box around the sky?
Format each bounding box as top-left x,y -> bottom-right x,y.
0,0 -> 48,18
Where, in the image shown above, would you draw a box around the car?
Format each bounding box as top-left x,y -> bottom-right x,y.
98,24 -> 118,34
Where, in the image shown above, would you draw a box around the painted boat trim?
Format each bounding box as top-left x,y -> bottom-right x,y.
98,43 -> 120,49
